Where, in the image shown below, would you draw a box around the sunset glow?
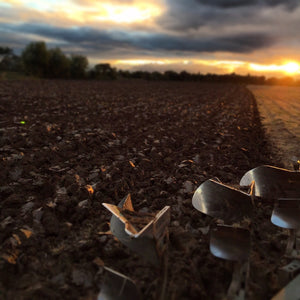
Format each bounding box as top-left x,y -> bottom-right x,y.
1,0 -> 300,78
249,61 -> 300,75
116,59 -> 172,66
282,62 -> 300,74
94,3 -> 161,24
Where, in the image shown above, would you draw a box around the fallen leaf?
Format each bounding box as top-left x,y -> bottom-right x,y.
2,251 -> 19,264
12,234 -> 21,245
20,229 -> 33,239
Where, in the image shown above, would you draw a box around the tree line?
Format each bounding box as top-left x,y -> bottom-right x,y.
1,41 -> 300,85
0,42 -> 117,80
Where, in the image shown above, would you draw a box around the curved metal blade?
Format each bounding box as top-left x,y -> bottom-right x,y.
210,225 -> 251,262
240,165 -> 300,199
103,195 -> 170,266
271,199 -> 300,229
98,267 -> 141,300
192,179 -> 253,223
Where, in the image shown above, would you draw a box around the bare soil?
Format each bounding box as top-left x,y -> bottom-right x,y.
248,85 -> 300,169
0,80 -> 288,299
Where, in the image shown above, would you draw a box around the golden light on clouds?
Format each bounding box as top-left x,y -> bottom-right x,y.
113,58 -> 300,77
3,0 -> 162,24
249,61 -> 300,75
113,58 -> 249,74
116,59 -> 169,66
94,3 -> 162,24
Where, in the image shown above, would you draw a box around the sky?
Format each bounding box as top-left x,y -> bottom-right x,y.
1,0 -> 300,77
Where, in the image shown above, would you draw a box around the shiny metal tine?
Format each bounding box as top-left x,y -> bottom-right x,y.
210,225 -> 251,262
210,225 -> 251,300
192,179 -> 253,223
98,267 -> 141,300
271,199 -> 300,256
240,165 -> 300,200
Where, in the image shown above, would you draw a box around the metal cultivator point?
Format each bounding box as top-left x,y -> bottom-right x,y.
102,194 -> 170,266
240,165 -> 300,257
102,194 -> 170,299
271,199 -> 300,257
192,179 -> 253,299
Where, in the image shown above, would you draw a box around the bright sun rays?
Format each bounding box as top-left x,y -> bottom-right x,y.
94,3 -> 162,24
249,61 -> 300,75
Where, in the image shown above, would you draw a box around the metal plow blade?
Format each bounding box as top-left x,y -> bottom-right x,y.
240,165 -> 300,200
210,225 -> 251,300
271,199 -> 300,256
192,179 -> 253,223
103,194 -> 170,266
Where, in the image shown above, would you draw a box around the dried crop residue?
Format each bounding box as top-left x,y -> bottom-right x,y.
0,80 -> 285,299
248,85 -> 300,168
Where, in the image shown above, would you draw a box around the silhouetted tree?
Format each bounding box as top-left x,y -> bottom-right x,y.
21,41 -> 49,77
47,47 -> 70,78
118,69 -> 131,79
0,47 -> 22,72
164,70 -> 179,80
70,54 -> 88,79
0,46 -> 12,56
89,63 -> 117,79
0,54 -> 22,72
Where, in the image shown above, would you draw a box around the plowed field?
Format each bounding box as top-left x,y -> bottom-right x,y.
0,80 -> 286,299
248,85 -> 300,169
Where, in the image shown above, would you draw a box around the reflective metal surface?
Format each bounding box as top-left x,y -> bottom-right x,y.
192,179 -> 253,223
271,199 -> 300,229
210,225 -> 251,262
103,194 -> 170,266
240,165 -> 300,199
98,267 -> 141,300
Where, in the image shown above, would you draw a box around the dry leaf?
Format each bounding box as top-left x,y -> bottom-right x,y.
20,228 -> 33,238
12,234 -> 21,245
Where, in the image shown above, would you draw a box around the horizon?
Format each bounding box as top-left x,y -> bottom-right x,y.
1,0 -> 300,78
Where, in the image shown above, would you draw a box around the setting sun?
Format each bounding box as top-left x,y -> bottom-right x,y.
249,61 -> 300,75
282,62 -> 300,74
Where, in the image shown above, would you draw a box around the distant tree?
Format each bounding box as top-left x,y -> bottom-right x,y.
266,77 -> 279,85
150,71 -> 163,81
279,76 -> 295,86
0,46 -> 13,56
0,54 -> 22,72
179,71 -> 192,81
118,69 -> 131,79
164,70 -> 179,80
70,54 -> 88,79
89,63 -> 117,80
0,46 -> 22,72
47,47 -> 70,78
21,41 -> 49,77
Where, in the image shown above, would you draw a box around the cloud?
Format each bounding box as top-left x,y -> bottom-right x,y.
0,22 -> 276,56
158,0 -> 300,31
193,0 -> 299,9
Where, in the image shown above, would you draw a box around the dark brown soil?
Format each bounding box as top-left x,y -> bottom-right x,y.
0,80 -> 287,299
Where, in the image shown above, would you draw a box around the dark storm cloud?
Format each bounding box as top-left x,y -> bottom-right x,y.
193,0 -> 299,9
0,23 -> 276,54
159,0 -> 300,31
